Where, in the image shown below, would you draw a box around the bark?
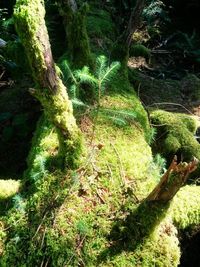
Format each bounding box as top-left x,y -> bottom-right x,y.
125,0 -> 146,47
14,0 -> 83,169
57,0 -> 93,68
146,156 -> 198,202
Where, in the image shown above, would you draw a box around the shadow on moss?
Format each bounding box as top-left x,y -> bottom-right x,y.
97,200 -> 170,264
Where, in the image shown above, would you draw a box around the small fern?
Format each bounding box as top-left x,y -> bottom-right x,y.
59,56 -> 137,127
59,55 -> 121,105
74,66 -> 97,86
59,55 -> 138,127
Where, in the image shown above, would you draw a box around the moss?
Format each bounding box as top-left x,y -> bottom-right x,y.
33,81 -> 85,169
151,110 -> 200,164
59,2 -> 94,69
170,185 -> 200,229
14,0 -> 49,86
14,0 -> 84,169
24,115 -> 59,185
0,180 -> 21,200
181,74 -> 200,101
2,90 -> 199,266
100,92 -> 152,143
87,8 -> 115,39
130,44 -> 151,60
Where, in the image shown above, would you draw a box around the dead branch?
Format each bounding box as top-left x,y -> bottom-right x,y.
146,156 -> 198,202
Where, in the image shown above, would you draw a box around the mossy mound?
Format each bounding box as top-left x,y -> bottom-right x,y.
0,180 -> 20,200
170,185 -> 200,229
129,44 -> 151,60
151,110 -> 200,165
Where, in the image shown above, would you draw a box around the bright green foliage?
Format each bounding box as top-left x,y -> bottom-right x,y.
59,56 -> 148,130
170,185 -> 200,229
151,110 -> 200,164
24,115 -> 58,184
130,44 -> 151,60
0,180 -> 20,200
1,91 -> 200,266
60,55 -> 121,102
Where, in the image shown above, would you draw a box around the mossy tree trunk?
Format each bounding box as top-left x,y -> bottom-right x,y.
14,0 -> 83,169
57,0 -> 94,68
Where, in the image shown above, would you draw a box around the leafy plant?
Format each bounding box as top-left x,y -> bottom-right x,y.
59,56 -> 137,127
60,55 -> 120,103
143,0 -> 170,24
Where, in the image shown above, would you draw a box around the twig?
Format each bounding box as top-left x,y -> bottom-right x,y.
110,142 -> 126,185
65,235 -> 86,266
106,163 -> 113,182
32,212 -> 47,240
147,102 -> 195,115
96,189 -> 106,204
40,227 -> 46,249
0,70 -> 5,80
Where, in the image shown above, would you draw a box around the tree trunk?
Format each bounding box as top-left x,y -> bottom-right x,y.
57,0 -> 94,68
125,0 -> 146,47
14,0 -> 83,169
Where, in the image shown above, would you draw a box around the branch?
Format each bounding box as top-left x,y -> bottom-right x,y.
146,156 -> 198,202
126,0 -> 145,47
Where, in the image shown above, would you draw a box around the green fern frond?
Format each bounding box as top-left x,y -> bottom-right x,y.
72,98 -> 88,107
106,115 -> 127,126
59,60 -> 77,85
101,108 -> 136,119
96,55 -> 108,80
100,61 -> 121,89
99,108 -> 136,127
70,84 -> 77,99
74,66 -> 98,86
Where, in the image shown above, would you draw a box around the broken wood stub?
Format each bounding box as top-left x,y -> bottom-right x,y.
146,156 -> 198,202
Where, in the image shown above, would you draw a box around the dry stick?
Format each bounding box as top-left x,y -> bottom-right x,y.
110,142 -> 126,185
106,163 -> 113,182
32,212 -> 47,240
40,227 -> 46,249
65,235 -> 86,266
146,156 -> 198,202
148,102 -> 196,116
0,70 -> 5,80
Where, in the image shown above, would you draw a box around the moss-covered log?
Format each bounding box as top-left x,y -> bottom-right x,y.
58,0 -> 94,68
14,0 -> 83,168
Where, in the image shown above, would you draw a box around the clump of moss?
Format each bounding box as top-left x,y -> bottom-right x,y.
151,110 -> 200,163
130,44 -> 151,60
170,185 -> 200,229
0,180 -> 21,200
87,8 -> 115,40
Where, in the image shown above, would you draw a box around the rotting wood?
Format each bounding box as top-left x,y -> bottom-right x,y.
146,155 -> 198,202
